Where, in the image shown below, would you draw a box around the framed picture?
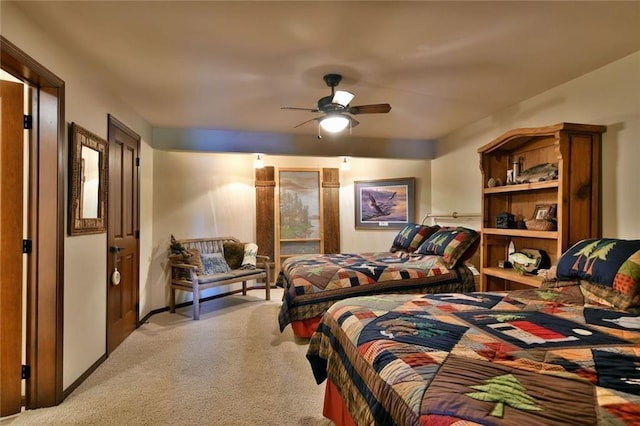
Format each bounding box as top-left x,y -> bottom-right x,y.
533,203 -> 557,220
354,177 -> 415,230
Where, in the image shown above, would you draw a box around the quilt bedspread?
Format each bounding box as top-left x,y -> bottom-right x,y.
307,285 -> 640,425
277,252 -> 476,332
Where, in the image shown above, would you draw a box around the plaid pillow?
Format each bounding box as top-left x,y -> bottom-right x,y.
416,227 -> 480,268
390,224 -> 440,253
557,238 -> 640,309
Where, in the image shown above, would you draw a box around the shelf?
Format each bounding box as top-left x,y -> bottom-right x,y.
482,228 -> 557,239
483,180 -> 558,195
478,123 -> 604,291
482,267 -> 543,288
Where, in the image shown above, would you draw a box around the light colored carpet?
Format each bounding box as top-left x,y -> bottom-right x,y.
8,288 -> 332,425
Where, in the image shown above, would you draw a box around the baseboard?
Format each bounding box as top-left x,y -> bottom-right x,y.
139,284 -> 276,324
63,353 -> 107,400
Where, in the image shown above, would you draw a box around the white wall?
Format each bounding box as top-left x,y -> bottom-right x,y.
151,152 -> 431,307
432,51 -> 640,239
3,2 -> 155,389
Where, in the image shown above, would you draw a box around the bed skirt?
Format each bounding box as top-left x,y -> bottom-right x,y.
323,379 -> 356,426
291,316 -> 322,338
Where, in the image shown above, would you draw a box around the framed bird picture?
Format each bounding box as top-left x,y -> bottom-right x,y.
354,177 -> 415,230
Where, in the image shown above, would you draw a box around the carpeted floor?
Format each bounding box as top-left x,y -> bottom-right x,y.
5,288 -> 332,425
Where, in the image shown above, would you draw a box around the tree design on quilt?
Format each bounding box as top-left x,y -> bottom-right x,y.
466,374 -> 543,418
570,239 -> 616,274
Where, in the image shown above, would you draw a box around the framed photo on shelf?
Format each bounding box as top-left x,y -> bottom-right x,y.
533,203 -> 557,220
354,177 -> 415,230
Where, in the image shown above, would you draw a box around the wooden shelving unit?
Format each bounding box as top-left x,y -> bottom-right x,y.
478,123 -> 606,291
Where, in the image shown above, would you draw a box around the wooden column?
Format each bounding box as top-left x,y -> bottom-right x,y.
255,166 -> 275,277
322,168 -> 341,254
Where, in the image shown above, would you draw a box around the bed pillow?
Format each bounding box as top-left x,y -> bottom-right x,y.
390,224 -> 440,253
201,253 -> 231,275
241,243 -> 259,269
416,226 -> 480,268
556,238 -> 640,309
223,241 -> 245,269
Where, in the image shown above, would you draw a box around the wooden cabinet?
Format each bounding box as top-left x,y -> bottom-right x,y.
478,123 -> 606,291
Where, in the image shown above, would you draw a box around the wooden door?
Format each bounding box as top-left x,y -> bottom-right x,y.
0,80 -> 25,416
106,115 -> 140,354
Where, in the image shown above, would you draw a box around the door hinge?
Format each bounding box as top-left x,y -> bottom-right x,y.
22,364 -> 31,380
23,115 -> 33,129
23,239 -> 32,254
136,157 -> 140,167
135,230 -> 140,239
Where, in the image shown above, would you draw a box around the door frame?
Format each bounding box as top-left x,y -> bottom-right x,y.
1,35 -> 65,408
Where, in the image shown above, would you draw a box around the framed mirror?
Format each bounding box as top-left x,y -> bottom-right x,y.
68,123 -> 108,235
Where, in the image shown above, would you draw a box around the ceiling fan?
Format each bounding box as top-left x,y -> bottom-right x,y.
281,74 -> 391,135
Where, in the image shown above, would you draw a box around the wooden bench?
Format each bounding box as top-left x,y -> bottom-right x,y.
169,236 -> 270,320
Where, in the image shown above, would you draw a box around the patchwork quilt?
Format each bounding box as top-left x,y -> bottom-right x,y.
277,252 -> 476,332
307,285 -> 640,425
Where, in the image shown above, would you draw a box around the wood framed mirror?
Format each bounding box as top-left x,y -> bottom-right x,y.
68,122 -> 108,235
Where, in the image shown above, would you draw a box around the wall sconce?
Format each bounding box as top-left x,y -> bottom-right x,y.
340,156 -> 350,171
254,154 -> 265,169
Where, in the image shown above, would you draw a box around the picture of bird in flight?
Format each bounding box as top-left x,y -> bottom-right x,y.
361,185 -> 408,222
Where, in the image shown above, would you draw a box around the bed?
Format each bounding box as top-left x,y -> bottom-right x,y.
306,238 -> 640,425
277,225 -> 480,337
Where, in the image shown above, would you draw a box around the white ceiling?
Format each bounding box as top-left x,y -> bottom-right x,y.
10,1 -> 640,146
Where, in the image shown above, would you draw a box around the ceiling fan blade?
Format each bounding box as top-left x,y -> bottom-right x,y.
281,106 -> 319,112
348,103 -> 391,115
348,117 -> 360,128
293,117 -> 320,128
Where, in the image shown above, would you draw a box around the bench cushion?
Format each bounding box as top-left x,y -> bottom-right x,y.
197,272 -> 236,284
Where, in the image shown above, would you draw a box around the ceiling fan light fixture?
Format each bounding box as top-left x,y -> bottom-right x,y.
320,114 -> 350,133
332,90 -> 355,107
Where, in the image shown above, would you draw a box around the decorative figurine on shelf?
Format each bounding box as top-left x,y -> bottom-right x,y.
487,177 -> 503,188
495,212 -> 516,229
509,249 -> 551,275
515,162 -> 558,184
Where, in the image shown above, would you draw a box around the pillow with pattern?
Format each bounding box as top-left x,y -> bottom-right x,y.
390,224 -> 440,253
416,226 -> 480,268
223,241 -> 245,269
241,243 -> 258,269
201,253 -> 231,275
169,248 -> 204,276
556,238 -> 640,309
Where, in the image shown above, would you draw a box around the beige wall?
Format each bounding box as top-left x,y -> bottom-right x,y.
432,51 -> 640,240
3,2 -> 155,389
151,152 -> 431,307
